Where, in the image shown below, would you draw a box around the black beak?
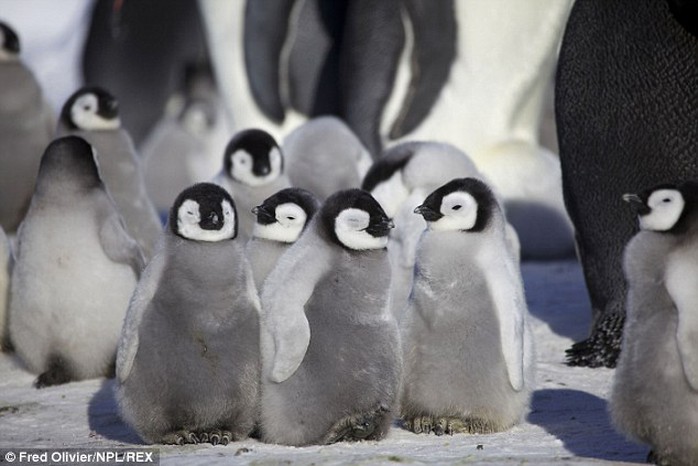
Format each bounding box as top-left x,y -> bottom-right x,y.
253,158 -> 272,177
414,204 -> 441,222
365,217 -> 395,237
622,193 -> 650,216
252,205 -> 276,224
199,210 -> 221,230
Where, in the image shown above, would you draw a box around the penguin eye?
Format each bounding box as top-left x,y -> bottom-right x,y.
662,198 -> 671,203
452,205 -> 462,211
287,216 -> 295,221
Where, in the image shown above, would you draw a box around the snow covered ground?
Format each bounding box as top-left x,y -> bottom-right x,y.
0,260 -> 648,465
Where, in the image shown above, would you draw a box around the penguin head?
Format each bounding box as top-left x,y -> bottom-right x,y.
223,129 -> 283,187
623,183 -> 698,233
252,188 -> 321,243
61,87 -> 121,131
170,183 -> 237,242
0,22 -> 20,60
37,136 -> 102,190
321,189 -> 394,251
414,178 -> 497,232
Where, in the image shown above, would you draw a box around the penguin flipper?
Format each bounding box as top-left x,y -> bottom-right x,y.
98,208 -> 146,278
479,246 -> 527,392
115,249 -> 167,383
261,235 -> 333,383
666,252 -> 698,391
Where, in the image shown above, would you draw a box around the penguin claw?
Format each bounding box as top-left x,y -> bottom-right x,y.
209,430 -> 221,446
323,404 -> 390,444
197,432 -> 209,443
220,431 -> 232,445
161,430 -> 197,445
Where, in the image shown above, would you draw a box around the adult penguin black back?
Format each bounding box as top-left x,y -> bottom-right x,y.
555,0 -> 698,367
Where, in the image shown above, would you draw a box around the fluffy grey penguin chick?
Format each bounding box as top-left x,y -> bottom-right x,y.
212,129 -> 291,240
260,189 -> 402,446
611,182 -> 698,466
401,177 -> 535,435
361,141 -> 520,320
0,225 -> 11,351
246,187 -> 320,291
0,21 -> 55,232
9,136 -> 144,388
282,116 -> 373,200
59,86 -> 162,259
116,183 -> 261,445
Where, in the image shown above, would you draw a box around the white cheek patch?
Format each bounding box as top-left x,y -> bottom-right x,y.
71,94 -> 121,130
231,147 -> 283,187
640,189 -> 685,232
177,199 -> 236,241
428,191 -> 478,232
335,208 -> 388,250
253,203 -> 307,243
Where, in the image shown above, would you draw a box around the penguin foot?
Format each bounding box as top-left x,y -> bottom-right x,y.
403,416 -> 498,435
207,429 -> 232,446
323,404 -> 390,444
34,355 -> 74,388
403,415 -> 434,434
565,313 -> 624,368
161,430 -> 199,445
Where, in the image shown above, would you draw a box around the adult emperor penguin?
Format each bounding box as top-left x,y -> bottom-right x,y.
9,136 -> 144,388
116,183 -> 261,445
211,128 -> 291,239
247,187 -> 320,291
611,182 -> 698,466
401,178 -> 534,435
282,116 -> 373,200
556,0 -> 698,367
0,225 -> 11,351
59,86 -> 162,259
0,21 -> 55,232
260,189 -> 402,446
361,141 -> 519,319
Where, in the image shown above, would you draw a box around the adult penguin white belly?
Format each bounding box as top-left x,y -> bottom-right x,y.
555,0 -> 698,367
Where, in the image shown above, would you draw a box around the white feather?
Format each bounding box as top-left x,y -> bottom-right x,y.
252,203 -> 307,243
71,94 -> 121,131
335,208 -> 388,250
640,189 -> 685,232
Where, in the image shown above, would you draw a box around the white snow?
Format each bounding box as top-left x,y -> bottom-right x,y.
0,260 -> 648,465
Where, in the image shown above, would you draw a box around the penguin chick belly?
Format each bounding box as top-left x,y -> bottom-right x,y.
262,255 -> 400,446
11,206 -> 136,378
401,261 -> 523,428
121,246 -> 259,441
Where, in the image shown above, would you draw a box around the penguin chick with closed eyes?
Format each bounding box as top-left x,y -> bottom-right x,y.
247,188 -> 321,291
611,182 -> 698,466
116,183 -> 261,445
59,86 -> 162,259
9,136 -> 144,388
212,129 -> 291,239
260,189 -> 402,446
400,177 -> 535,435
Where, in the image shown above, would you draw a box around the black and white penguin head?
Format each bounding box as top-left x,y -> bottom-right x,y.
321,189 -> 394,251
170,183 -> 237,242
414,178 -> 498,232
252,188 -> 320,243
37,135 -> 102,189
223,129 -> 283,187
61,87 -> 121,131
0,22 -> 20,61
623,183 -> 698,233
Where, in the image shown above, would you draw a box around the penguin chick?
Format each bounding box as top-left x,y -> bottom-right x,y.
260,189 -> 402,446
361,141 -> 520,320
611,182 -> 698,466
282,116 -> 373,200
247,188 -> 320,291
9,136 -> 144,388
59,86 -> 162,259
116,183 -> 260,445
0,21 -> 55,232
0,225 -> 11,351
401,177 -> 535,435
212,128 -> 291,239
